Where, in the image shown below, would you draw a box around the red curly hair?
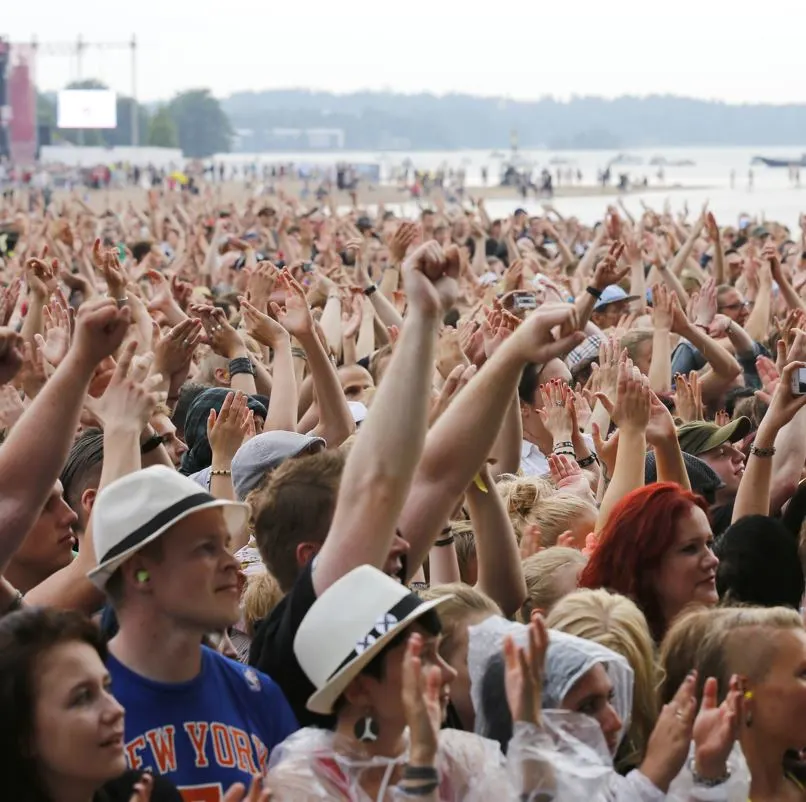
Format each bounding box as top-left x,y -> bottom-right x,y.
578,482 -> 709,642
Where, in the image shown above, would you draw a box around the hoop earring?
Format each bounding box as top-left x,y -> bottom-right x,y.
354,713 -> 380,743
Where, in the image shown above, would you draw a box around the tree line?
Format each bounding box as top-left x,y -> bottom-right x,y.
37,84 -> 806,157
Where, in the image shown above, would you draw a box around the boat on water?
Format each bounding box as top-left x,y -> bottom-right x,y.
752,154 -> 806,168
649,156 -> 696,167
609,153 -> 643,166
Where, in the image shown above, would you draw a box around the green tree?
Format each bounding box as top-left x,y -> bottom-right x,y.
147,106 -> 179,148
167,89 -> 231,157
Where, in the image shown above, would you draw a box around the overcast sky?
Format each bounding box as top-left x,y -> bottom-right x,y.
4,0 -> 805,105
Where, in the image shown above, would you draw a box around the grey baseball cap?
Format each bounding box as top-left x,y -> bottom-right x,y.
232,431 -> 326,500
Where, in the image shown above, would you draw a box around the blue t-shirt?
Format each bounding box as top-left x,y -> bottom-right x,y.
108,646 -> 298,799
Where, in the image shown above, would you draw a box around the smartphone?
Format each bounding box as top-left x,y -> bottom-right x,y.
512,291 -> 538,311
792,367 -> 806,396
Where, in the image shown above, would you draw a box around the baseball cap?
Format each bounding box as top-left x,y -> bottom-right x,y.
676,417 -> 752,457
593,285 -> 639,311
645,451 -> 724,503
356,216 -> 373,232
231,431 -> 326,500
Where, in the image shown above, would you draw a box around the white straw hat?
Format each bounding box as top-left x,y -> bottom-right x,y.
87,466 -> 249,590
294,565 -> 453,715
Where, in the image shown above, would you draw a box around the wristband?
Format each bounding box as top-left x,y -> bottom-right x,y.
433,535 -> 455,548
228,356 -> 255,377
291,347 -> 308,360
211,468 -> 232,477
585,286 -> 602,300
404,766 -> 439,782
750,444 -> 776,458
553,441 -> 574,451
140,434 -> 167,454
688,758 -> 731,788
363,284 -> 378,297
577,453 -> 598,468
397,782 -> 439,797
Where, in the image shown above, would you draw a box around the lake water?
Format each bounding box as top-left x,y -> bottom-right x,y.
215,145 -> 806,230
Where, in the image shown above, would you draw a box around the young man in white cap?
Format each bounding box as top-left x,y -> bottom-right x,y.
89,465 -> 297,796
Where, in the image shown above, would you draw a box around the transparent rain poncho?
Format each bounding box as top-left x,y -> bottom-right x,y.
266,723 -> 587,801
466,616 -> 750,802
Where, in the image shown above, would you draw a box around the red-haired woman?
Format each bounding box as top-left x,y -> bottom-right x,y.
579,482 -> 719,642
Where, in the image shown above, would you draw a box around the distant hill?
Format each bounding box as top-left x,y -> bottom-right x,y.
219,90 -> 806,153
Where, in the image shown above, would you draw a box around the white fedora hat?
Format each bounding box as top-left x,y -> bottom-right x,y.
294,565 -> 453,715
87,465 -> 249,590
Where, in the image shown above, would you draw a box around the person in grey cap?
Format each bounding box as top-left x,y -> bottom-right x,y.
232,431 -> 326,501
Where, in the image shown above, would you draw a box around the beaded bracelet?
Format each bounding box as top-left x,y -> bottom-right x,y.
577,453 -> 598,468
750,445 -> 776,458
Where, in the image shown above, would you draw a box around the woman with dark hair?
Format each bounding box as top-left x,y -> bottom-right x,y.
579,482 -> 719,642
0,607 -> 181,802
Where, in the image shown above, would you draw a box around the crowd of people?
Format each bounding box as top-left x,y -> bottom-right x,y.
2,180 -> 806,801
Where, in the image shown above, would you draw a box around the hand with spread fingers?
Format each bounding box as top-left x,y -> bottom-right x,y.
504,617 -> 548,727
592,241 -> 628,290
239,296 -> 290,349
270,271 -> 315,338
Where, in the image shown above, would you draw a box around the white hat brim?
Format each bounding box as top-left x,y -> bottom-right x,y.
86,499 -> 249,590
305,594 -> 453,716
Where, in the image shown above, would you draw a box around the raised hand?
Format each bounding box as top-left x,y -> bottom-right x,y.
390,220 -> 420,263
0,278 -> 22,325
504,617 -> 548,726
270,271 -> 315,338
71,297 -> 132,369
152,317 -> 203,379
673,372 -> 704,423
401,241 -> 459,318
692,675 -> 741,782
693,278 -> 717,328
645,390 -> 677,446
640,672 -> 698,793
592,241 -> 628,290
509,303 -> 585,365
239,296 -> 290,348
548,453 -> 591,500
245,261 -> 279,313
191,305 -> 245,360
85,341 -> 165,431
651,283 -> 674,331
401,632 -> 443,765
430,363 -> 477,425
208,391 -> 253,464
0,384 -> 25,430
596,361 -> 651,434
760,361 -> 806,434
539,379 -> 574,444
0,328 -> 25,385
591,423 -> 619,480
24,255 -> 56,300
34,295 -> 72,369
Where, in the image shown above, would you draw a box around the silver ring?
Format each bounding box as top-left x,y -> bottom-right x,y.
674,710 -> 684,721
213,325 -> 222,332
184,339 -> 191,347
555,401 -> 564,407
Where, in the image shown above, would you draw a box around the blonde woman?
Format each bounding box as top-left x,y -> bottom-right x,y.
498,476 -> 597,548
661,606 -> 806,802
518,547 -> 587,622
546,589 -> 659,774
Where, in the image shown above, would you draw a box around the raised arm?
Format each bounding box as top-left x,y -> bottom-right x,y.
575,242 -> 628,331
467,463 -> 527,618
594,363 -> 650,530
0,299 -> 131,571
271,272 -> 354,447
25,342 -> 165,611
312,241 -> 457,594
733,361 -> 806,521
400,305 -> 586,576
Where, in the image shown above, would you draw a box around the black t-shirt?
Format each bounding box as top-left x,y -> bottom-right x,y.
248,561 -> 335,729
